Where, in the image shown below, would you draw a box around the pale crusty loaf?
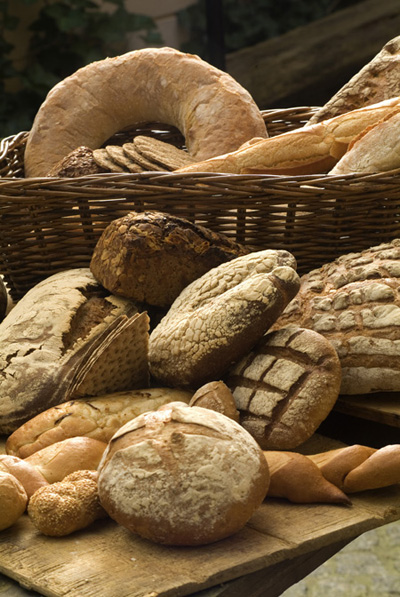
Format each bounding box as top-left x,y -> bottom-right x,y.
90,211 -> 250,307
225,326 -> 341,450
6,387 -> 193,459
24,47 -> 267,177
308,36 -> 400,125
0,268 -> 149,434
149,250 -> 299,388
272,239 -> 400,395
177,97 -> 400,175
97,401 -> 269,546
330,109 -> 400,175
28,470 -> 107,536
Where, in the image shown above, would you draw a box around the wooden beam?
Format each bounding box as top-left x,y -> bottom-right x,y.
226,0 -> 400,109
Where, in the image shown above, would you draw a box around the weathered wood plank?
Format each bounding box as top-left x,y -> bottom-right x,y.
226,0 -> 400,109
335,393 -> 400,428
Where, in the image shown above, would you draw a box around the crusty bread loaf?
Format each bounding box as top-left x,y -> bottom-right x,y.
24,47 -> 267,177
329,109 -> 400,175
0,454 -> 49,498
272,238 -> 400,395
28,470 -> 107,536
149,250 -> 299,388
25,437 -> 107,483
225,326 -> 341,450
177,97 -> 400,175
308,36 -> 400,125
90,210 -> 250,307
97,401 -> 269,546
263,451 -> 350,504
0,268 -> 149,434
6,387 -> 193,459
307,445 -> 376,490
189,381 -> 240,422
0,471 -> 28,531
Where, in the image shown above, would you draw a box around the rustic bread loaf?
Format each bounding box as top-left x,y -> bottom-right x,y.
97,401 -> 270,546
225,326 -> 341,450
272,238 -> 400,394
25,436 -> 107,484
308,36 -> 400,125
28,470 -> 106,536
0,268 -> 149,434
329,109 -> 400,175
0,471 -> 28,531
90,210 -> 250,307
263,451 -> 351,504
149,250 -> 299,388
24,47 -> 267,177
177,97 -> 400,175
0,455 -> 49,498
6,387 -> 193,459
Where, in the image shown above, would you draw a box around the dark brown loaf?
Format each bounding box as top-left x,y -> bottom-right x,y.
149,250 -> 300,388
90,211 -> 251,307
272,238 -> 400,395
97,401 -> 270,546
225,326 -> 341,450
6,387 -> 193,459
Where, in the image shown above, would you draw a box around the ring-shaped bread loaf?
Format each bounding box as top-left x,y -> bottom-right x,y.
24,47 -> 267,177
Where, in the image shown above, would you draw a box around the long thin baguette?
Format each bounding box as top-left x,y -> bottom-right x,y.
307,445 -> 376,490
178,97 -> 400,175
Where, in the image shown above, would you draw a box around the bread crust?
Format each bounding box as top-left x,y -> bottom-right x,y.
24,47 -> 267,177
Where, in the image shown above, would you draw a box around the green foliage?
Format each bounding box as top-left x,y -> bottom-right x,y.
178,0 -> 363,62
0,0 -> 162,136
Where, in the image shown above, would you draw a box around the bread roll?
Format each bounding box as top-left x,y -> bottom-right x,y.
177,97 -> 400,175
0,471 -> 28,531
0,268 -> 149,434
263,451 -> 351,504
0,455 -> 48,498
28,470 -> 106,536
308,36 -> 400,125
307,445 -> 376,490
189,381 -> 240,422
272,238 -> 400,394
6,387 -> 193,459
24,47 -> 267,177
226,326 -> 341,450
149,250 -> 299,388
97,401 -> 269,546
90,210 -> 250,307
25,437 -> 107,483
329,109 -> 400,175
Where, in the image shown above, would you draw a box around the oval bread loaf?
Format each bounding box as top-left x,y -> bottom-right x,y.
0,455 -> 49,498
24,47 -> 267,177
226,326 -> 341,450
97,401 -> 270,546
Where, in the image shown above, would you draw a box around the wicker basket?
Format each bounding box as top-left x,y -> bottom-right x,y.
1,106 -> 400,301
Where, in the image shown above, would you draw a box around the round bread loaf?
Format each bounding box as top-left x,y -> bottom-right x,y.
24,47 -> 267,177
97,401 -> 270,546
0,471 -> 28,531
225,326 -> 341,450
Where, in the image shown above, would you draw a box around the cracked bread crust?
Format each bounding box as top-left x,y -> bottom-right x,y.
226,326 -> 341,450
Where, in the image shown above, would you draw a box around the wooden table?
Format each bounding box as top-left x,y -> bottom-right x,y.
1,422 -> 400,597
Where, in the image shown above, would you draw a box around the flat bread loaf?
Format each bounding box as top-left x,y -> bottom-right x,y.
272,239 -> 400,394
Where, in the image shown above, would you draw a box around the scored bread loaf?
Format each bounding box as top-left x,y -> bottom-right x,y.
177,97 -> 400,175
24,47 -> 267,177
97,401 -> 270,546
0,268 -> 150,434
225,326 -> 341,450
272,238 -> 400,395
6,387 -> 193,459
149,250 -> 300,388
90,210 -> 250,307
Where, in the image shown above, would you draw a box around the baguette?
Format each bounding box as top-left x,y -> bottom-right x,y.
343,444 -> 400,493
177,97 -> 400,175
307,445 -> 376,490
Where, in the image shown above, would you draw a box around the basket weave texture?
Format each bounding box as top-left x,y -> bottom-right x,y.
1,106 -> 400,301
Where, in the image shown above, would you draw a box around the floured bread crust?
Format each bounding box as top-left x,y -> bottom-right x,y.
272,239 -> 400,394
149,250 -> 299,388
24,47 -> 267,177
97,401 -> 269,545
226,326 -> 341,450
